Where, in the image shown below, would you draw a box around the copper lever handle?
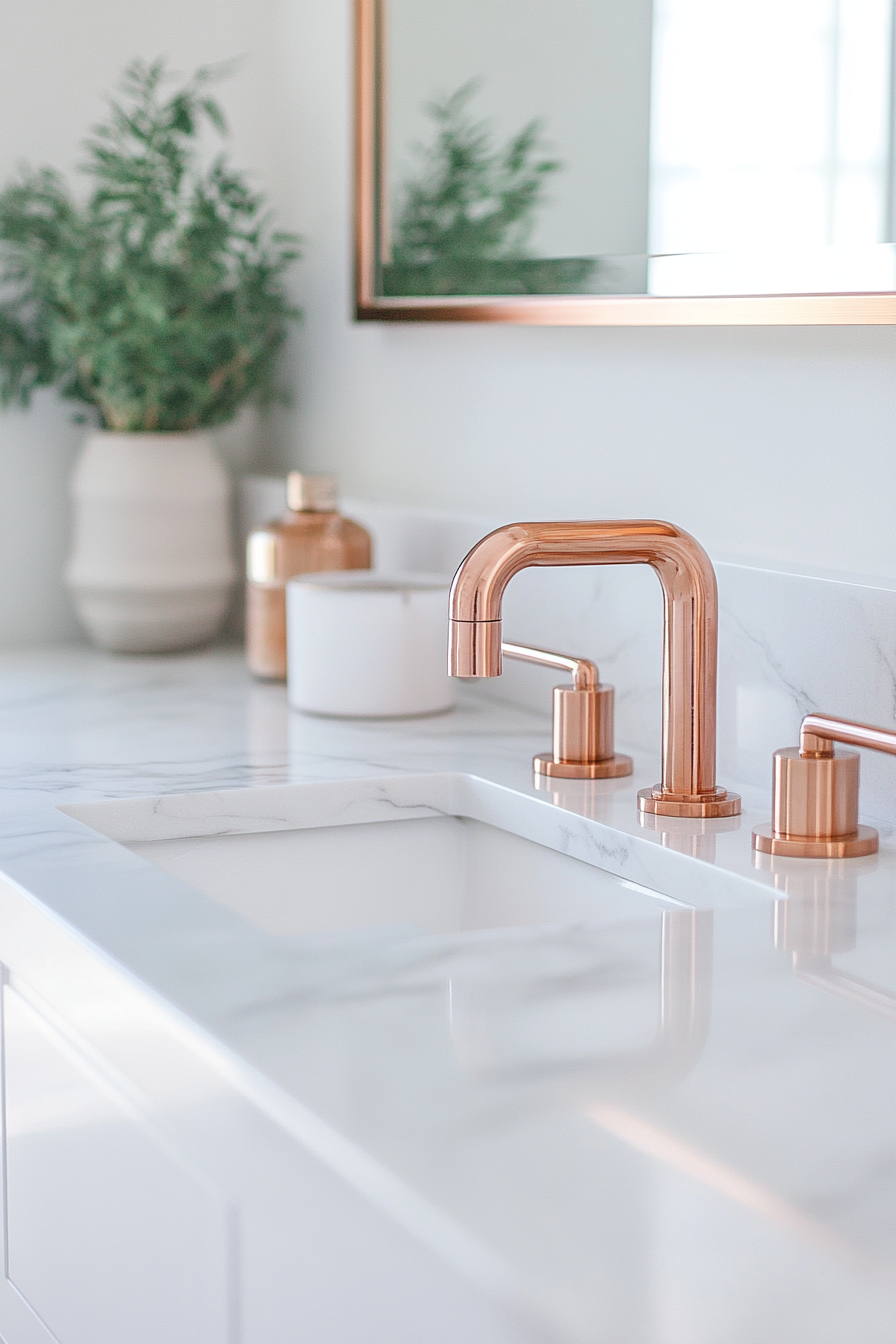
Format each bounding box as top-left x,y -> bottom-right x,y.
752,712 -> 895,858
501,641 -> 633,780
797,712 -> 896,759
501,641 -> 597,690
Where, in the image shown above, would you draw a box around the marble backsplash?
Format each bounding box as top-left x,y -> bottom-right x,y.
241,480 -> 896,828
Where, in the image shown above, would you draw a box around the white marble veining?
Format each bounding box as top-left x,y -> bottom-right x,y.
717,559 -> 896,825
0,643 -> 894,1342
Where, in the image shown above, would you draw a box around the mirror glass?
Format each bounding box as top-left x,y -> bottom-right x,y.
377,0 -> 896,299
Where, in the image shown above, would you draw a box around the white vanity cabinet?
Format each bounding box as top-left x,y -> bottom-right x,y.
0,875 -> 541,1344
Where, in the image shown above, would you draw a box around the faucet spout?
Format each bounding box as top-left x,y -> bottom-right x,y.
448,519 -> 740,819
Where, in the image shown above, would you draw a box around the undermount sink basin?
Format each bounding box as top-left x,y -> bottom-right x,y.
131,815 -> 656,938
63,775 -> 705,1077
64,774 -> 673,940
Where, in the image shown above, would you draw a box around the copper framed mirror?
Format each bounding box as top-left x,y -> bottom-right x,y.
355,0 -> 896,324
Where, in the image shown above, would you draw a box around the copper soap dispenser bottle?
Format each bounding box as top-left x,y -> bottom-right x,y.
246,473 -> 372,680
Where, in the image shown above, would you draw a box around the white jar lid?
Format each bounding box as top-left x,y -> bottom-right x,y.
287,570 -> 450,593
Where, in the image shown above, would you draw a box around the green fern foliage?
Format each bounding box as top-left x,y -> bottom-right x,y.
0,60 -> 300,432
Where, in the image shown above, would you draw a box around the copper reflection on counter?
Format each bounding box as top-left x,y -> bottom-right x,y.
448,520 -> 740,819
757,854 -> 896,1021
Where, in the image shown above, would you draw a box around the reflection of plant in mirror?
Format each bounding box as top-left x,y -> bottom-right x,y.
383,82 -> 596,297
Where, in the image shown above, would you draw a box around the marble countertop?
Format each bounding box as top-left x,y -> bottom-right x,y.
1,644 -> 894,1344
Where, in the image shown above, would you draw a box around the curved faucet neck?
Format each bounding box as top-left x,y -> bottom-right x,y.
448,519 -> 734,811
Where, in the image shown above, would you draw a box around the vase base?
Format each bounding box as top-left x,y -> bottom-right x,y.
71,586 -> 232,654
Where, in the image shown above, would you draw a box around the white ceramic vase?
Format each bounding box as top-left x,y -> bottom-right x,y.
66,431 -> 236,654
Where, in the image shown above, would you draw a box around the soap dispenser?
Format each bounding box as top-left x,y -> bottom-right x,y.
246,473 -> 372,680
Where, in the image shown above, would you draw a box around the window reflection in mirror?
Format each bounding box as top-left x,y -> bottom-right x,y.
649,0 -> 895,294
379,0 -> 896,299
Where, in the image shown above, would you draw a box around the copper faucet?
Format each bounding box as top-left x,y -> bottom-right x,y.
448,519 -> 740,819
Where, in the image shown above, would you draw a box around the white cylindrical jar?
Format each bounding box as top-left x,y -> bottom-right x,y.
66,431 -> 236,653
286,571 -> 454,718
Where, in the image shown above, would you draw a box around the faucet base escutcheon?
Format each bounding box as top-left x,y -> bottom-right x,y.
535,752 -> 634,780
752,822 -> 878,859
638,785 -> 742,819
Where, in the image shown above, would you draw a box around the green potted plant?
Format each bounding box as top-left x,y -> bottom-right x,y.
0,59 -> 300,652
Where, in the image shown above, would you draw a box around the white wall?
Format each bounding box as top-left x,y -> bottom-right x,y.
3,0 -> 896,645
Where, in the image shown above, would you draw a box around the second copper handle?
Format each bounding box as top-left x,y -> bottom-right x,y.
753,712 -> 896,858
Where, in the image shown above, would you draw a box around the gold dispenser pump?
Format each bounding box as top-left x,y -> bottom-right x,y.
753,711 -> 896,858
448,519 -> 740,819
501,641 -> 633,779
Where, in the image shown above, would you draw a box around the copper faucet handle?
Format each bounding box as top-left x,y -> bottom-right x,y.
752,712 -> 896,859
501,641 -> 633,780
